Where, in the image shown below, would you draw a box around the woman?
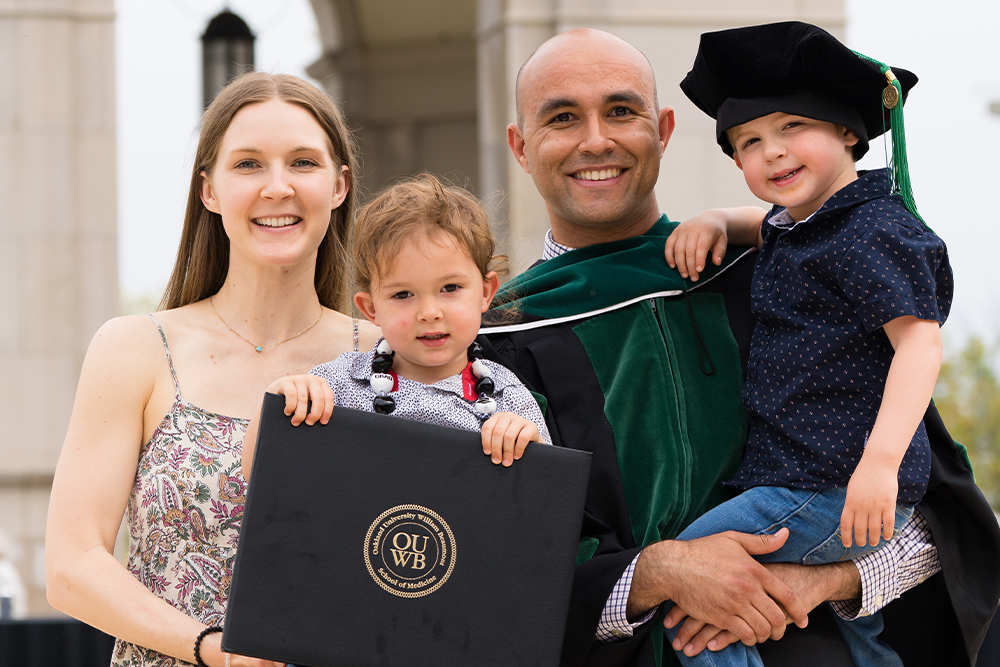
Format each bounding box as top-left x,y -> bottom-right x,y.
45,73 -> 378,667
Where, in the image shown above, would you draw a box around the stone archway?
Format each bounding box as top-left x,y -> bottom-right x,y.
306,0 -> 479,196
304,0 -> 845,273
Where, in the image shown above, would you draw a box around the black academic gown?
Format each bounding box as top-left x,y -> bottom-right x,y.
482,244 -> 1000,667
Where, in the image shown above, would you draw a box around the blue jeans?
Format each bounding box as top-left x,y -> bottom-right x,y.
664,485 -> 913,667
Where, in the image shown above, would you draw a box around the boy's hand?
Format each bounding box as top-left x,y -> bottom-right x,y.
266,375 -> 335,426
481,412 -> 539,466
840,455 -> 899,547
665,211 -> 729,282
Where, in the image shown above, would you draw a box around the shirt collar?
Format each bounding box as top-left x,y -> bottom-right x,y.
542,229 -> 575,260
766,169 -> 889,230
767,208 -> 805,229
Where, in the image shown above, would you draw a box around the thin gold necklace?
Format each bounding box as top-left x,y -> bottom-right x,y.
210,296 -> 323,353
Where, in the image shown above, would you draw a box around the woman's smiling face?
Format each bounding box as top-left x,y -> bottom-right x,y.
200,98 -> 349,269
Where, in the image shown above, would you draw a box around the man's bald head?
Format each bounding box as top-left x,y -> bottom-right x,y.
515,29 -> 658,128
506,27 -> 674,247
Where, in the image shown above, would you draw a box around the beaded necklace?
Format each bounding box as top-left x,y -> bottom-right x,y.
370,339 -> 497,417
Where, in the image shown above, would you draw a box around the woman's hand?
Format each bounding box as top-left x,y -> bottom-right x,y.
201,632 -> 287,667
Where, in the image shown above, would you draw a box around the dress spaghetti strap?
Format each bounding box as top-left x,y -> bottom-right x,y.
353,318 -> 359,352
117,316 -> 247,667
147,314 -> 182,400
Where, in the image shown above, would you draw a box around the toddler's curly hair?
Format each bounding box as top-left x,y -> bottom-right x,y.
353,174 -> 507,291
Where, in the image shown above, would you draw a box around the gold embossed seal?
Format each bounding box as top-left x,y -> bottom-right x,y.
882,85 -> 899,109
882,70 -> 900,109
364,505 -> 456,598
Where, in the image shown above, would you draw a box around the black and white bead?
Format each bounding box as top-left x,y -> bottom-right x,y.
368,339 -> 497,417
467,342 -> 497,417
371,338 -> 397,414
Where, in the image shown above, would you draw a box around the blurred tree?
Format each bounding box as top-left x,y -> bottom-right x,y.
934,337 -> 1000,510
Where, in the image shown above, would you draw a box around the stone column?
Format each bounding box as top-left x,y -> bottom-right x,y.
0,0 -> 118,616
476,0 -> 844,274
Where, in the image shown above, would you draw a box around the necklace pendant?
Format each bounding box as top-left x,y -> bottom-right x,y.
474,395 -> 497,416
255,346 -> 263,352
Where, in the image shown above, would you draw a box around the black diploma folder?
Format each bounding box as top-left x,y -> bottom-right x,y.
223,393 -> 591,667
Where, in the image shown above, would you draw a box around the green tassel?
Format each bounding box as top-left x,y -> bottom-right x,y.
851,50 -> 929,229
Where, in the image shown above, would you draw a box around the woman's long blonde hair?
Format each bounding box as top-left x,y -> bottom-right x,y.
159,72 -> 359,311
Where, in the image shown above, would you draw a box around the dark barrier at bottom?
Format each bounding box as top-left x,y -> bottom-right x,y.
0,619 -> 115,667
0,609 -> 997,666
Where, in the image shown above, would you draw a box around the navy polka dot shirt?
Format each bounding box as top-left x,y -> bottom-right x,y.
728,169 -> 953,505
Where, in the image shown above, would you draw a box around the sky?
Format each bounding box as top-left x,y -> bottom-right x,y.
846,0 -> 1000,344
116,0 -> 1000,345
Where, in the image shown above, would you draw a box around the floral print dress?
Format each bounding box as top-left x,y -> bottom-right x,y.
112,316 -> 248,667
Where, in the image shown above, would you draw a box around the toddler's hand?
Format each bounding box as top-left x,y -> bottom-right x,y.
665,212 -> 729,282
840,458 -> 899,547
481,412 -> 539,467
266,375 -> 335,426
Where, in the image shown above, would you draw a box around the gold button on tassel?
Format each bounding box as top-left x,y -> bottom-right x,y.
882,70 -> 900,109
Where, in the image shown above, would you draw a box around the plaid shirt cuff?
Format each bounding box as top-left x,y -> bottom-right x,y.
829,509 -> 941,620
595,553 -> 657,642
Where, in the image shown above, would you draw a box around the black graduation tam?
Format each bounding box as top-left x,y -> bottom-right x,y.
680,21 -> 918,159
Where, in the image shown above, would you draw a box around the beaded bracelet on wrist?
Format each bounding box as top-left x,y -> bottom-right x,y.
193,626 -> 223,667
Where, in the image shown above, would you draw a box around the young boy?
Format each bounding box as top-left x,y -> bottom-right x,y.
662,22 -> 952,667
243,174 -> 550,479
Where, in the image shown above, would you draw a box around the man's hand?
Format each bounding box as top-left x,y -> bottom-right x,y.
665,560 -> 861,656
629,529 -> 808,647
664,615 -> 736,657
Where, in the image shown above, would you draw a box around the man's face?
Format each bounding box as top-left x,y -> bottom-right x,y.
508,31 -> 674,246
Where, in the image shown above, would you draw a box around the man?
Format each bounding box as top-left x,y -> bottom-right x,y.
480,28 -> 1000,667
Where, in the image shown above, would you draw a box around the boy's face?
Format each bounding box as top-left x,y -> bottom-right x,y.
354,230 -> 499,386
729,113 -> 859,221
